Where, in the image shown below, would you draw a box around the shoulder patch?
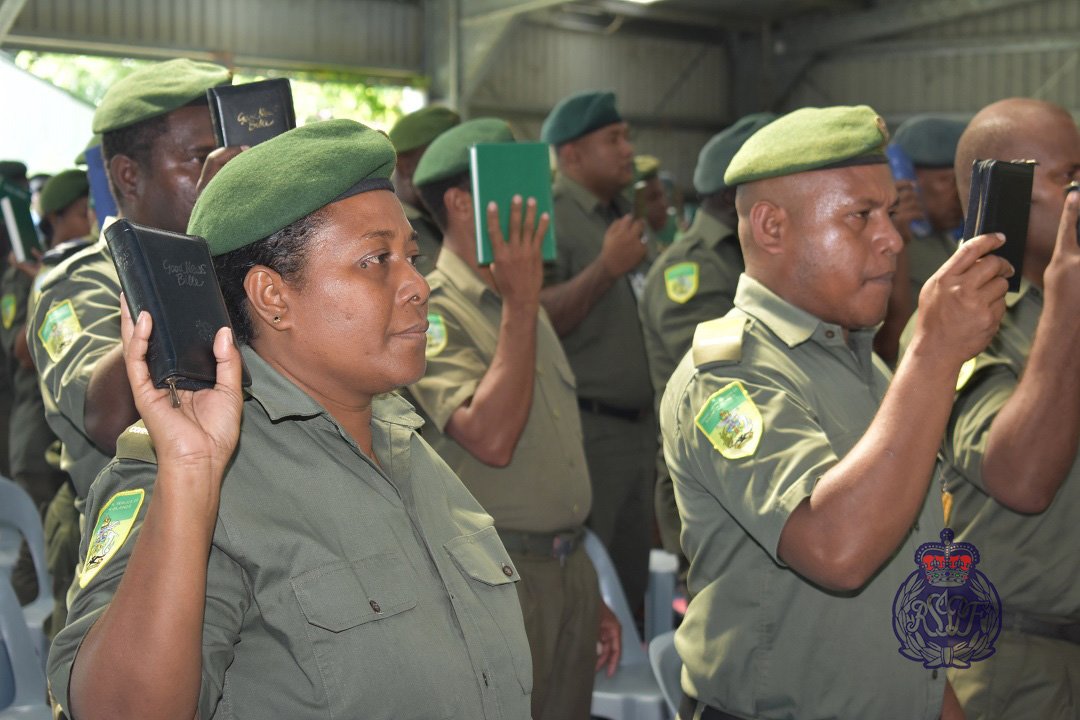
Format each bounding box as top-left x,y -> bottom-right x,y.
80,488 -> 145,588
692,315 -> 747,367
426,312 -> 447,358
1,293 -> 15,330
38,299 -> 83,362
116,423 -> 158,464
664,261 -> 699,304
694,380 -> 762,459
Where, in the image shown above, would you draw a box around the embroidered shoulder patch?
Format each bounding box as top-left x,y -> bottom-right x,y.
38,299 -> 83,362
80,489 -> 145,588
425,312 -> 447,358
1,293 -> 15,330
663,261 -> 699,304
695,381 -> 762,459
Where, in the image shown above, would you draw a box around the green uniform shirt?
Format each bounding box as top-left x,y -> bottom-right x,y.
943,282 -> 1080,622
661,274 -> 945,719
639,210 -> 741,409
908,230 -> 957,304
27,230 -> 119,499
409,249 -> 591,533
546,174 -> 656,409
402,199 -> 442,277
48,346 -> 533,720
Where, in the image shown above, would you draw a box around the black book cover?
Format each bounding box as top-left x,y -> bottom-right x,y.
207,78 -> 296,148
105,219 -> 251,393
962,159 -> 1033,292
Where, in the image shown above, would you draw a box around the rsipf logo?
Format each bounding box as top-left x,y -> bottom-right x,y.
893,528 -> 1001,669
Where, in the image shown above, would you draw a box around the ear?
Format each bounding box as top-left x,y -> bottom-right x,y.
747,200 -> 787,256
108,154 -> 141,206
243,265 -> 293,333
443,186 -> 473,227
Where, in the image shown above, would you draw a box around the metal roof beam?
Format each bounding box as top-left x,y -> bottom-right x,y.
0,0 -> 29,44
463,0 -> 569,25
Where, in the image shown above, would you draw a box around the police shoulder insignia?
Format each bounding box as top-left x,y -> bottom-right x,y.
663,261 -> 699,304
80,488 -> 145,588
38,299 -> 83,362
0,293 -> 15,330
694,380 -> 762,459
692,315 -> 746,367
425,312 -> 447,358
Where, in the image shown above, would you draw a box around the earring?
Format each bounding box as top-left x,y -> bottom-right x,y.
272,315 -> 281,323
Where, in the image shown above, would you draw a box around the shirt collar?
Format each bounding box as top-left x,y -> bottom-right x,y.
733,274 -> 872,349
433,247 -> 496,307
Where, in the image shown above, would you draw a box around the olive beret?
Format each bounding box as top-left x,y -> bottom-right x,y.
725,105 -> 889,187
389,106 -> 461,154
0,161 -> 27,182
413,117 -> 515,187
634,155 -> 660,182
892,115 -> 967,168
188,119 -> 396,256
39,170 -> 90,216
694,112 -> 777,194
93,58 -> 232,134
540,90 -> 622,146
74,135 -> 101,166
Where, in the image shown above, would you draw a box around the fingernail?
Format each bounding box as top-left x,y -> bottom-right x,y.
488,201 -> 497,211
995,233 -> 1006,242
513,194 -> 522,203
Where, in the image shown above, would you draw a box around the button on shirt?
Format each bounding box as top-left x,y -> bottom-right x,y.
48,346 -> 533,720
661,274 -> 945,719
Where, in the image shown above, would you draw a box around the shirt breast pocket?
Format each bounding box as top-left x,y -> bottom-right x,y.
444,526 -> 534,695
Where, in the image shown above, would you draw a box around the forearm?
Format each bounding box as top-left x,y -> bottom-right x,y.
446,303 -> 539,467
85,344 -> 138,454
981,305 -> 1080,512
70,466 -> 220,720
540,259 -> 618,336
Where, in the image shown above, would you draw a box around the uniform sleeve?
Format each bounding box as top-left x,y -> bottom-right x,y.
198,542 -> 250,720
0,266 -> 29,357
944,363 -> 1019,494
408,300 -> 486,432
665,370 -> 839,563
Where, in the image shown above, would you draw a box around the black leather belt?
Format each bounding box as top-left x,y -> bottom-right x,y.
1002,611 -> 1080,645
577,397 -> 649,422
678,694 -> 743,720
498,527 -> 584,566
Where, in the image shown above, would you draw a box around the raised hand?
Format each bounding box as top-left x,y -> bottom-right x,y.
487,195 -> 548,309
598,214 -> 647,279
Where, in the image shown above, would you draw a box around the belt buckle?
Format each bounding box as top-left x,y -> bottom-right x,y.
552,535 -> 570,567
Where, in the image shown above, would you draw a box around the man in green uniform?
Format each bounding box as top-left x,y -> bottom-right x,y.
389,105 -> 460,276
539,90 -> 656,614
633,155 -> 677,250
662,105 -> 1012,719
408,118 -> 621,719
639,113 -> 773,556
929,98 -> 1080,720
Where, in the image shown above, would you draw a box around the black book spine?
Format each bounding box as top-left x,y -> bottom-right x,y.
207,91 -> 228,147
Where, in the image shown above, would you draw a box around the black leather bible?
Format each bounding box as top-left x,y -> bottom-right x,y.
207,78 -> 296,148
105,220 -> 250,400
962,159 -> 1034,292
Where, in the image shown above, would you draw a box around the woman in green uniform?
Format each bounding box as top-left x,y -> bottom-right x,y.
47,119 -> 533,720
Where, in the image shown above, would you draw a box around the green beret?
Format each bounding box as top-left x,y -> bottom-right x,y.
188,119 -> 396,256
634,155 -> 660,182
414,118 -> 515,187
725,105 -> 888,187
694,112 -> 777,194
389,106 -> 461,154
74,135 -> 101,166
39,170 -> 89,215
540,90 -> 622,146
93,58 -> 231,134
0,161 -> 27,182
892,115 -> 967,168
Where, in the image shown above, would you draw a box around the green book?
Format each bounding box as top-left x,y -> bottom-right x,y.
469,142 -> 557,266
0,179 -> 41,263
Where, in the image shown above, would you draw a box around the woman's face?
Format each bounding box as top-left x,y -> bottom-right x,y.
282,189 -> 430,400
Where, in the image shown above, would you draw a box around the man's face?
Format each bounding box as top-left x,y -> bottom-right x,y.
643,176 -> 669,232
574,122 -> 635,194
135,104 -> 218,233
782,164 -> 903,330
915,166 -> 963,232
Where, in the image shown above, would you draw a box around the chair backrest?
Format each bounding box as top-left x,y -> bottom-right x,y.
583,529 -> 648,667
0,479 -> 49,607
0,581 -> 48,709
648,630 -> 681,716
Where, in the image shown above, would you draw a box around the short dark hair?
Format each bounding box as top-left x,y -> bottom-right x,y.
212,207 -> 329,344
416,171 -> 470,232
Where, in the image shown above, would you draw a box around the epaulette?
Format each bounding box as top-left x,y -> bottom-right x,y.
41,237 -> 93,267
114,422 -> 158,464
692,314 -> 747,367
954,355 -> 1010,393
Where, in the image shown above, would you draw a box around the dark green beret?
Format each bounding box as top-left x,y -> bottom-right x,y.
93,58 -> 231,134
413,118 -> 515,187
389,106 -> 461,154
540,90 -> 622,146
694,112 -> 777,194
188,119 -> 396,256
892,115 -> 967,168
39,170 -> 89,215
0,161 -> 27,182
74,135 -> 101,166
634,155 -> 660,182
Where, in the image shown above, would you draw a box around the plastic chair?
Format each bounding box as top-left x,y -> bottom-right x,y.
0,479 -> 52,671
584,529 -> 670,720
648,630 -> 681,717
0,581 -> 52,718
644,549 -> 678,643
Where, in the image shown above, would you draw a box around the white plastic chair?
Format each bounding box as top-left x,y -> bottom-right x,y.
644,549 -> 678,643
585,529 -> 670,720
0,478 -> 52,672
0,581 -> 52,718
647,630 -> 681,717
